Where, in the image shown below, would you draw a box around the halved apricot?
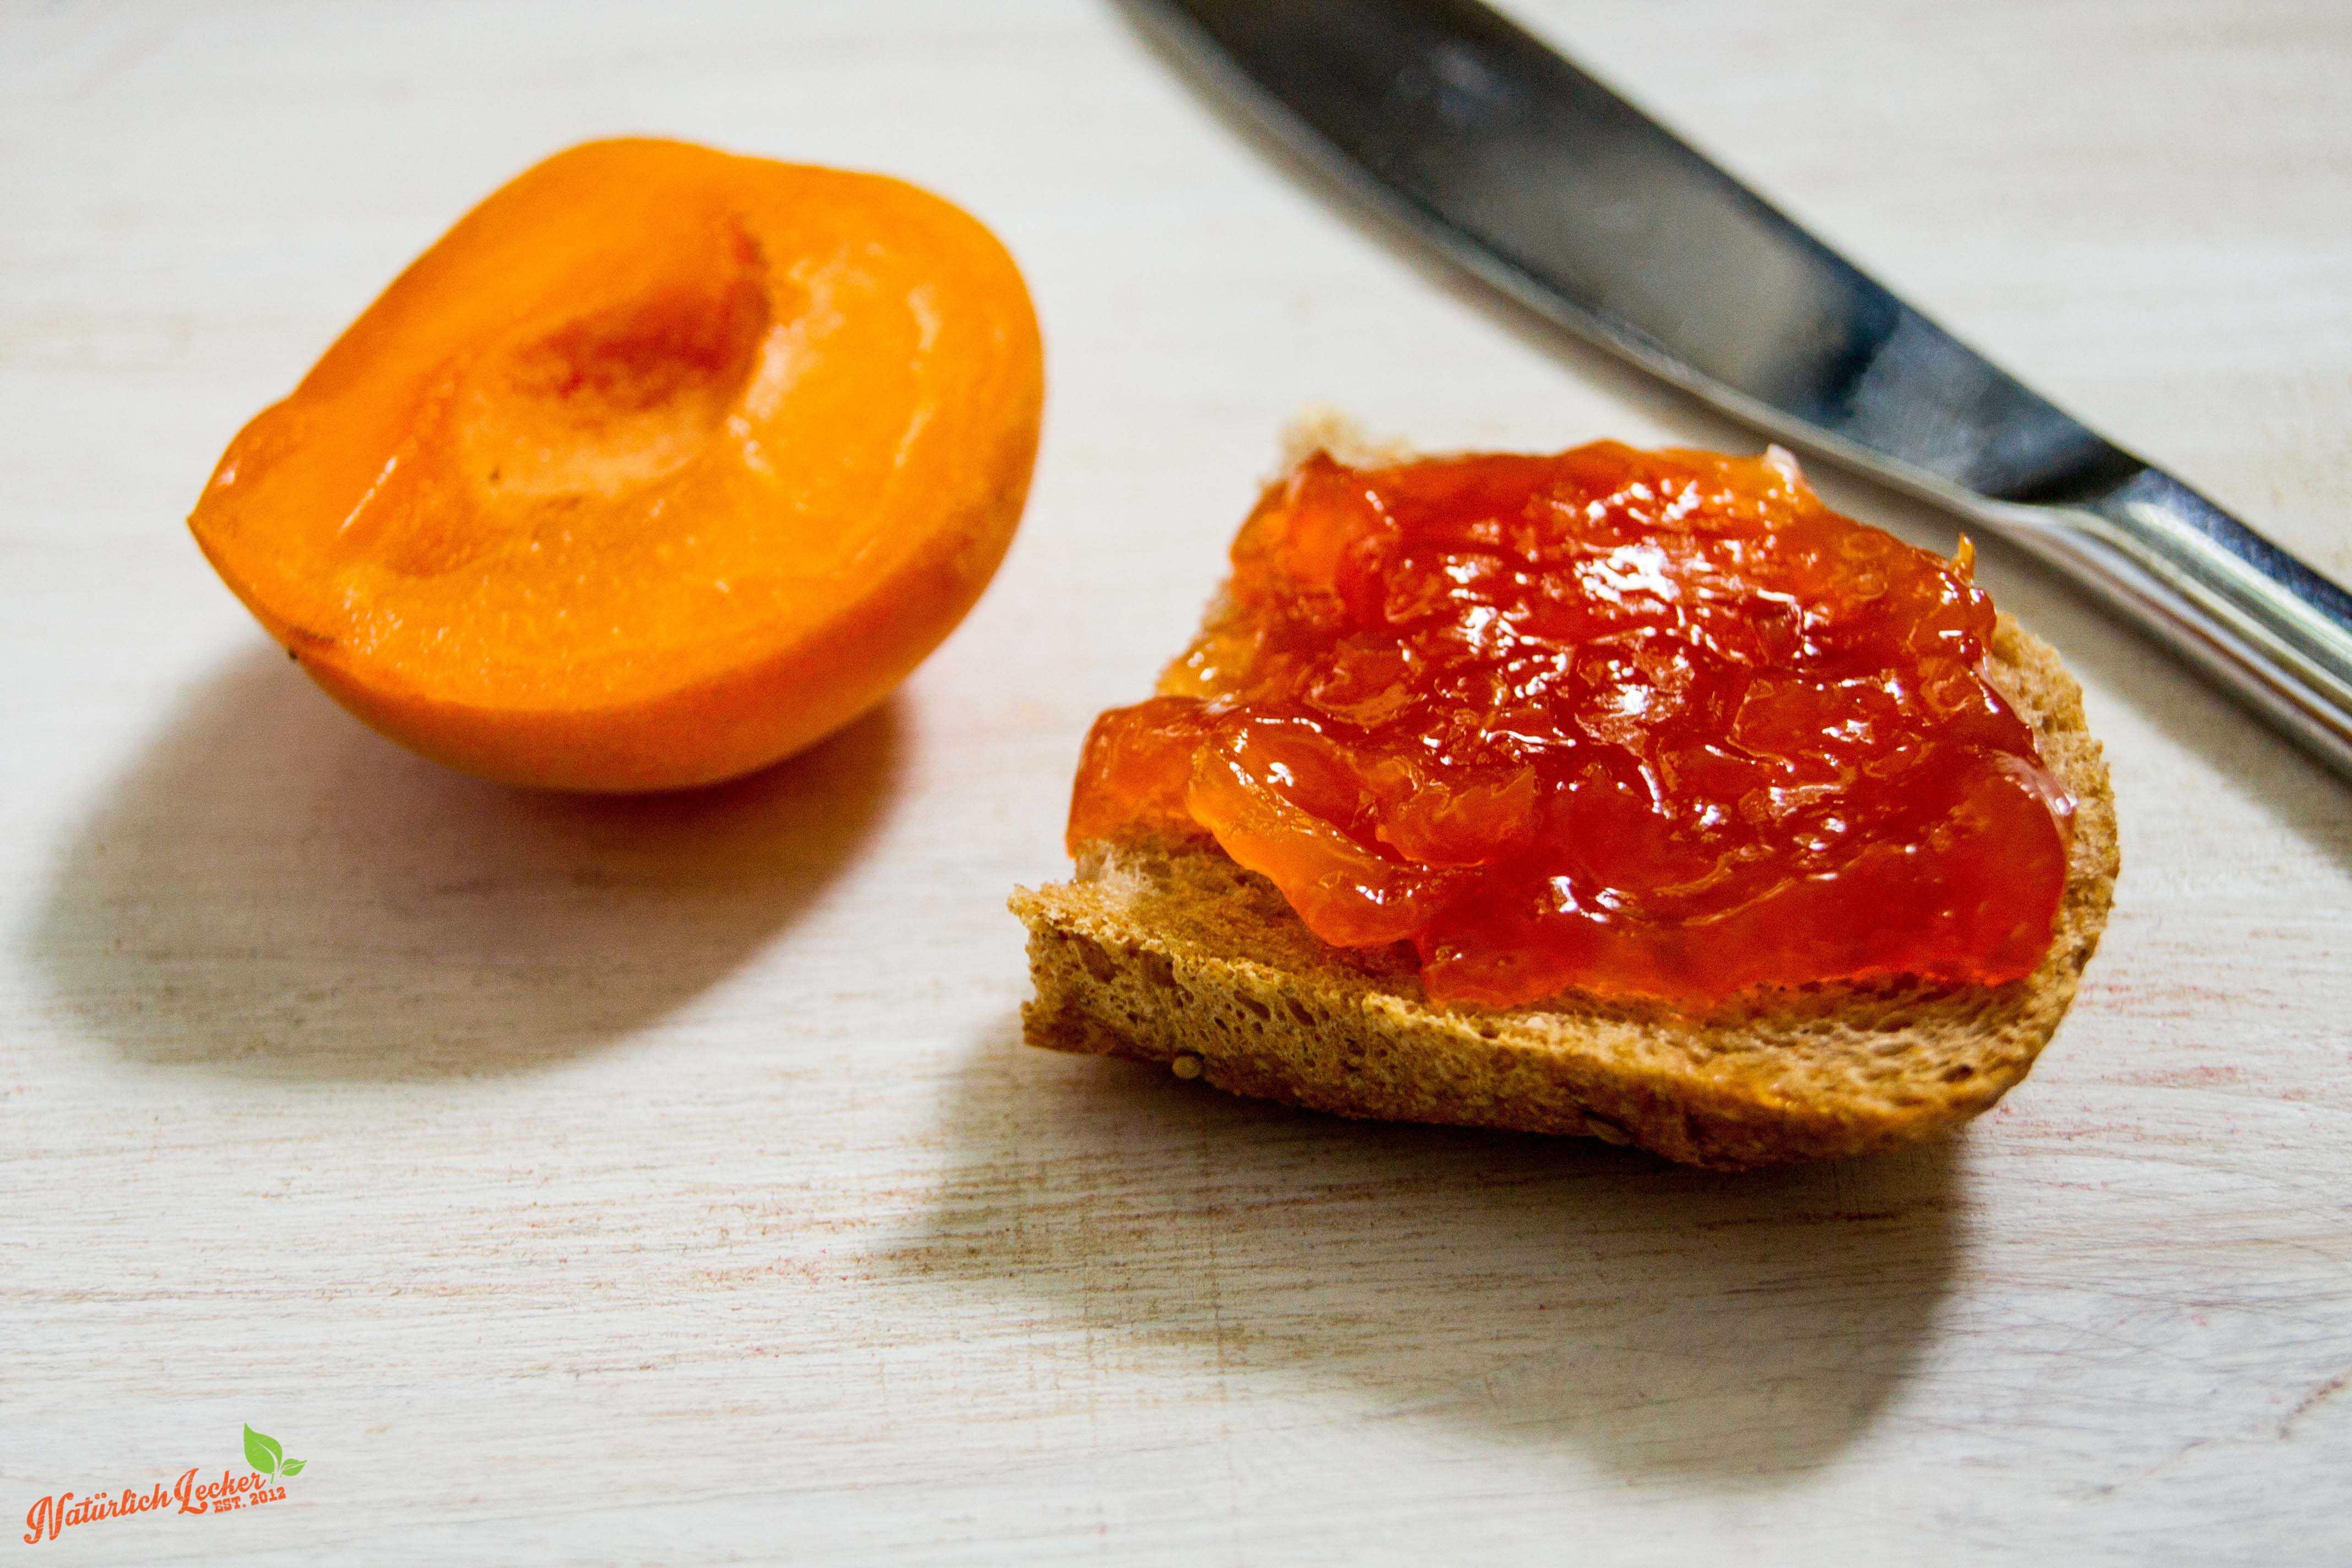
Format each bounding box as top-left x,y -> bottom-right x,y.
191,138 -> 1043,791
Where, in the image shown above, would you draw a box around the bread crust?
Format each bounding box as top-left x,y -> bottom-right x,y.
1011,428 -> 2119,1169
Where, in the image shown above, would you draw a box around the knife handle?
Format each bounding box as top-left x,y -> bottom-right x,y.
1990,471 -> 2352,780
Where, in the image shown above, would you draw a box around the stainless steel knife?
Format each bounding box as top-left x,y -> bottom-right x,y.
1131,0 -> 2352,782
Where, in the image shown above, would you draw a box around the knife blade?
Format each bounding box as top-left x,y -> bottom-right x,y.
1131,0 -> 2352,782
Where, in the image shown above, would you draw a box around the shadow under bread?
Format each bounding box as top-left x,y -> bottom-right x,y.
888,1017 -> 1964,1484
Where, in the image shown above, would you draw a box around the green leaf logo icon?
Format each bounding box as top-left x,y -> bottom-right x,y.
243,1425 -> 284,1477
281,1459 -> 306,1477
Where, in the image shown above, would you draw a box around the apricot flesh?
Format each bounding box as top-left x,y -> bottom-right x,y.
191,138 -> 1043,791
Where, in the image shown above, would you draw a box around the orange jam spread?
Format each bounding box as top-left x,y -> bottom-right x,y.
1068,442 -> 2076,1010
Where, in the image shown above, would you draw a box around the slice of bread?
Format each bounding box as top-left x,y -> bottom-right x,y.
1011,423 -> 2118,1169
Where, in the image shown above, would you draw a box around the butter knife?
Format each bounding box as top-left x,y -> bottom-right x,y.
1132,0 -> 2352,782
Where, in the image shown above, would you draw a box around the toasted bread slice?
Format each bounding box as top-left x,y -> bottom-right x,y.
1011,423 -> 2119,1169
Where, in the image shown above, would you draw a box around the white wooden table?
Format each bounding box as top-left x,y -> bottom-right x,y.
5,3 -> 2349,1561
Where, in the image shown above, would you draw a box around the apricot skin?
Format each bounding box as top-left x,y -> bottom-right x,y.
190,138 -> 1043,791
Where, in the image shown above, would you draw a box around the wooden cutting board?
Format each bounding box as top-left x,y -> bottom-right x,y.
3,2 -> 2347,1560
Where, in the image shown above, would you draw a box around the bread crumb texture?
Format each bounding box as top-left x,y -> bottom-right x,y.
1012,428 -> 2117,1169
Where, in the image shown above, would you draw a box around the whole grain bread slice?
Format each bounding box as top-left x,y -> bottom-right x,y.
1011,423 -> 2118,1169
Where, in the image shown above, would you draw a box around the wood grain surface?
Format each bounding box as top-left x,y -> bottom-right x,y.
4,2 -> 2349,1562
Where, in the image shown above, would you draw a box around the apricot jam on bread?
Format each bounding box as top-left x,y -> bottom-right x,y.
1015,418 -> 2114,1168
